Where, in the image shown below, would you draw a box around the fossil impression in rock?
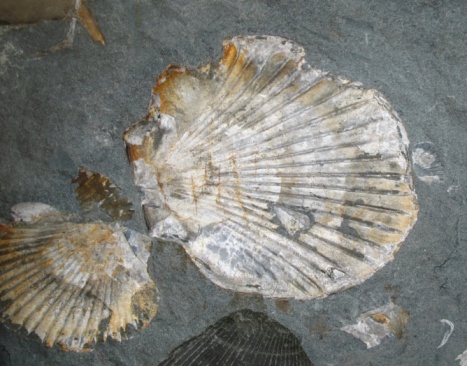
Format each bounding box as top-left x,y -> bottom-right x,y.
124,35 -> 418,300
73,167 -> 134,221
159,309 -> 313,366
0,203 -> 158,351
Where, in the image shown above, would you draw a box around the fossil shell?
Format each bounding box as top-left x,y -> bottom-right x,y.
341,302 -> 409,348
10,202 -> 65,223
412,141 -> 444,185
0,0 -> 106,46
73,167 -> 134,221
0,203 -> 158,351
457,349 -> 467,366
159,309 -> 313,366
124,35 -> 418,299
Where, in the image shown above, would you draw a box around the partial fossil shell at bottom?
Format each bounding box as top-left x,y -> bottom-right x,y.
0,203 -> 158,351
159,309 -> 313,366
124,35 -> 418,299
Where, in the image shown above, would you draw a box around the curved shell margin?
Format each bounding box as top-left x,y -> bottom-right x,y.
124,35 -> 418,300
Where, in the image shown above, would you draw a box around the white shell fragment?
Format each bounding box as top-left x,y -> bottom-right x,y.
124,35 -> 418,299
0,204 -> 158,351
341,302 -> 409,348
457,349 -> 467,366
412,141 -> 444,184
10,202 -> 64,223
437,319 -> 454,348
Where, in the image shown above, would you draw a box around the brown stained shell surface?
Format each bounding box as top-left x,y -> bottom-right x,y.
124,35 -> 418,300
0,203 -> 158,351
73,167 -> 134,221
0,0 -> 106,46
158,309 -> 313,366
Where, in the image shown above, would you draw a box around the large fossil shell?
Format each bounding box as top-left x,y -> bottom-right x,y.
0,203 -> 158,351
124,35 -> 418,300
159,309 -> 313,366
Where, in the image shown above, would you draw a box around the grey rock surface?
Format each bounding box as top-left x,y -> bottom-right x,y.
0,0 -> 466,365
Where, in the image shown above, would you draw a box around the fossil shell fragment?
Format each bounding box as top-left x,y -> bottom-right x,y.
159,309 -> 313,366
457,349 -> 467,366
124,35 -> 418,300
412,141 -> 444,185
73,167 -> 134,221
0,203 -> 158,351
0,0 -> 106,46
341,302 -> 409,348
10,202 -> 65,223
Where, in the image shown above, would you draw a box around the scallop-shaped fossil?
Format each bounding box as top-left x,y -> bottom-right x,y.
0,203 -> 158,351
159,309 -> 313,366
124,35 -> 418,300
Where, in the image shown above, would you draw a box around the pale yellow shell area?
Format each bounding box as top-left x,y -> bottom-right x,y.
124,35 -> 418,299
0,204 -> 158,351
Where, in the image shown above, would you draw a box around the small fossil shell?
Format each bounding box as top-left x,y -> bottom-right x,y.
159,309 -> 313,366
125,35 -> 418,299
0,204 -> 158,351
73,167 -> 134,221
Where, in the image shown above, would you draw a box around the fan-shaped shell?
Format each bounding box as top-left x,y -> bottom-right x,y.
124,35 -> 418,300
159,309 -> 313,366
0,203 -> 158,351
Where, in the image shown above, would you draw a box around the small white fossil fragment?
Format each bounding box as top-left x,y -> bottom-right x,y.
437,319 -> 454,348
412,141 -> 444,185
10,202 -> 62,223
457,349 -> 467,366
341,302 -> 409,348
